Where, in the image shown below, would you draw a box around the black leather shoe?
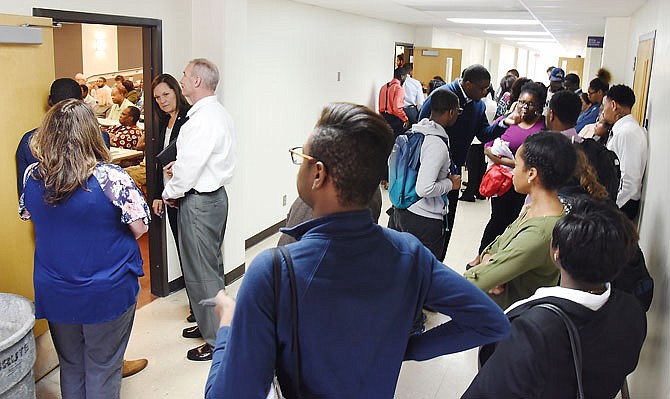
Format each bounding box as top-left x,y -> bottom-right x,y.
459,195 -> 476,202
475,194 -> 486,200
187,343 -> 213,361
182,325 -> 202,339
186,313 -> 195,323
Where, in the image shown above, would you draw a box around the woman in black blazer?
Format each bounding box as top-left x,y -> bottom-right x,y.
151,73 -> 193,320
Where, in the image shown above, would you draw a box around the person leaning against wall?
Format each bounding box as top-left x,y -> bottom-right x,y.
150,73 -> 195,325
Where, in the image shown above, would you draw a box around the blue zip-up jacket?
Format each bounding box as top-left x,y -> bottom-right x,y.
419,79 -> 508,168
575,102 -> 600,133
205,210 -> 510,398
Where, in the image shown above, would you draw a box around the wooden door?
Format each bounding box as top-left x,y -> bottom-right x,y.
0,14 -> 55,337
413,47 -> 463,91
558,57 -> 585,82
632,33 -> 655,128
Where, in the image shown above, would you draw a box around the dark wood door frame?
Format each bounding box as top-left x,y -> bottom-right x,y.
33,8 -> 171,297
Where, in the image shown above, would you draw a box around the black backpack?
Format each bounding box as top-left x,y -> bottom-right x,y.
580,138 -> 621,203
612,245 -> 654,312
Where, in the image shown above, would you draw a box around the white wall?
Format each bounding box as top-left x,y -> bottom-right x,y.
615,0 -> 670,396
602,16 -> 632,84
204,0 -> 416,249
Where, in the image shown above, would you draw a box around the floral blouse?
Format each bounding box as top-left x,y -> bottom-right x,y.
20,162 -> 150,226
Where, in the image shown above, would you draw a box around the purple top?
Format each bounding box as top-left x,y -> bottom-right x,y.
485,116 -> 546,154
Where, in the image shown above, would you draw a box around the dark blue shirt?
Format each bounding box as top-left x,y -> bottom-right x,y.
419,79 -> 507,168
16,128 -> 110,196
575,103 -> 600,133
205,210 -> 510,398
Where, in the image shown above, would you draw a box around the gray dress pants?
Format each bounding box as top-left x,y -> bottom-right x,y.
178,186 -> 228,347
49,304 -> 135,399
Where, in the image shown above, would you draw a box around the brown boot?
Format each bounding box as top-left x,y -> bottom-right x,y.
122,358 -> 148,378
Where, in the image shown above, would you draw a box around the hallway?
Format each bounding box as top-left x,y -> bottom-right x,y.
36,193 -> 492,398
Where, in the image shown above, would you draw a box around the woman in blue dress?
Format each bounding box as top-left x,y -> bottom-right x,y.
20,99 -> 150,398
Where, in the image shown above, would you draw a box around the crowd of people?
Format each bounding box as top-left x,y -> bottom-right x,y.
15,56 -> 649,398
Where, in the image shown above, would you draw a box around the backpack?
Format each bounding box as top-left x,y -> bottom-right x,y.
612,245 -> 654,312
580,138 -> 621,202
388,130 -> 450,209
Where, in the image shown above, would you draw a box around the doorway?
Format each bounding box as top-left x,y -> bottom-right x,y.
413,47 -> 463,91
632,31 -> 655,129
558,57 -> 585,83
32,8 -> 172,302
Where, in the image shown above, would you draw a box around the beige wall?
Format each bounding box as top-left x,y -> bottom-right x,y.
117,25 -> 142,71
53,22 -> 82,79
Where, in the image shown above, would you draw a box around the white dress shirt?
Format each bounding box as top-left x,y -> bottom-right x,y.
94,85 -> 113,106
403,76 -> 424,108
607,114 -> 648,207
163,96 -> 237,199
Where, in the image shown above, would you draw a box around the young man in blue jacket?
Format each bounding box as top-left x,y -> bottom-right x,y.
419,65 -> 520,251
205,103 -> 510,398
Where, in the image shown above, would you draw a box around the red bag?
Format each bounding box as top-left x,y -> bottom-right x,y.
479,164 -> 514,198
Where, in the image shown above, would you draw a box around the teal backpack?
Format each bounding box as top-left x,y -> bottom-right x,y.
388,130 -> 451,209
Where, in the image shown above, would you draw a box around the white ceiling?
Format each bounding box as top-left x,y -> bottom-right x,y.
292,0 -> 648,55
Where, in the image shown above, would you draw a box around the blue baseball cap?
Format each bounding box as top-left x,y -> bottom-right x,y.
550,67 -> 565,82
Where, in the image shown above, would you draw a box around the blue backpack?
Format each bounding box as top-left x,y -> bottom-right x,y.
388,130 -> 451,209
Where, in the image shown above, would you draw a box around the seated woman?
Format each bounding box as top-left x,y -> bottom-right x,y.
462,197 -> 647,399
463,132 -> 577,309
107,106 -> 144,150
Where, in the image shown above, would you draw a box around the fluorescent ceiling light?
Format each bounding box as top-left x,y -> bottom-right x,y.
484,30 -> 551,36
504,37 -> 556,42
447,18 -> 540,25
518,42 -> 560,47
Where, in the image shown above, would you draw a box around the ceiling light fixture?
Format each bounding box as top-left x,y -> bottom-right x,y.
447,18 -> 540,25
484,30 -> 550,36
504,37 -> 556,42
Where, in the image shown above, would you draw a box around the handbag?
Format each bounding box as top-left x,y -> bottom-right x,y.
156,139 -> 177,167
268,246 -> 301,399
535,303 -> 584,399
479,164 -> 513,198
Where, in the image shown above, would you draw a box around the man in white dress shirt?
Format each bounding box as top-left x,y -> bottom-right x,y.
403,63 -> 424,125
601,84 -> 648,220
163,58 -> 237,361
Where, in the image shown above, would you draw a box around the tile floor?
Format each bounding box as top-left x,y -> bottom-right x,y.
35,193 -> 492,398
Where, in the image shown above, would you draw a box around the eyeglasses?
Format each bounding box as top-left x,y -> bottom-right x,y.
587,89 -> 598,96
289,146 -> 317,165
518,101 -> 537,108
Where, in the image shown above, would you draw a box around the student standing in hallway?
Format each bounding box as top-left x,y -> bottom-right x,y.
419,64 -> 520,253
204,103 -> 509,398
163,58 -> 237,361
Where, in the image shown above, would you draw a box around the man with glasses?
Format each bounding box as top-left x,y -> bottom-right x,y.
576,76 -> 609,133
388,90 -> 462,261
418,64 -> 520,252
204,102 -> 509,398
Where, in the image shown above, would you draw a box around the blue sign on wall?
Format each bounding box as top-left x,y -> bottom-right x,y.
587,36 -> 605,48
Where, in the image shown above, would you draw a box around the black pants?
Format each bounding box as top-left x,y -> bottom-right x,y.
462,143 -> 486,199
381,112 -> 406,138
389,208 -> 447,261
404,105 -> 419,125
478,189 -> 526,254
621,199 -> 640,220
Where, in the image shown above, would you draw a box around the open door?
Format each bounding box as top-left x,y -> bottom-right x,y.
558,57 -> 585,82
632,32 -> 655,128
0,12 -> 56,378
0,13 -> 55,335
413,47 -> 463,91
